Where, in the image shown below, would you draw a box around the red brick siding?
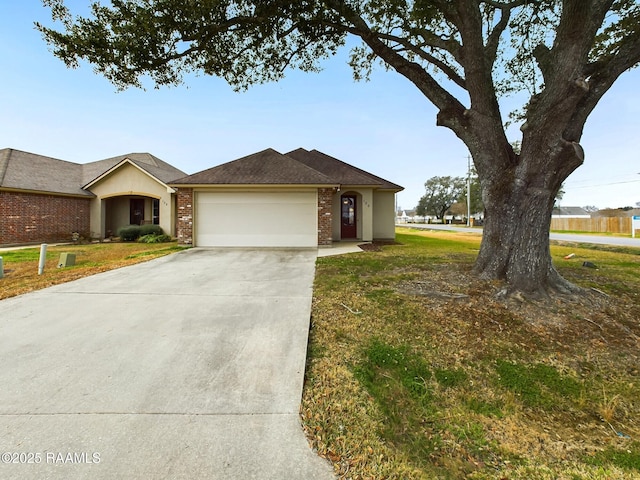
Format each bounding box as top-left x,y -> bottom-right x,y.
176,188 -> 193,245
0,191 -> 91,245
317,188 -> 333,246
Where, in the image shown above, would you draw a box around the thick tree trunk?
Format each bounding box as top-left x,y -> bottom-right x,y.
473,152 -> 583,297
475,190 -> 578,297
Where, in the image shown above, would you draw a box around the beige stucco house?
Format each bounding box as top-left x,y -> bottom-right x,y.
82,156 -> 183,238
0,149 -> 186,245
169,148 -> 403,248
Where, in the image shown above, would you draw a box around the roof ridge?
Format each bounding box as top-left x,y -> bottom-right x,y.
310,149 -> 403,190
169,148 -> 336,185
0,148 -> 12,185
281,150 -> 335,183
250,148 -> 335,183
126,152 -> 159,167
309,149 -> 381,184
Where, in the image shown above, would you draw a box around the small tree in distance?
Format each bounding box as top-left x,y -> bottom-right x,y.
416,176 -> 466,220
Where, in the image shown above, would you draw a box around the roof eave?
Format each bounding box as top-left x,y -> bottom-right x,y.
0,186 -> 96,198
168,183 -> 340,189
340,184 -> 403,191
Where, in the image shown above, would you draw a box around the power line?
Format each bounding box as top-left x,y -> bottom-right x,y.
566,178 -> 640,189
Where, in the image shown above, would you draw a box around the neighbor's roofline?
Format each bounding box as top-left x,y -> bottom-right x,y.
0,186 -> 95,198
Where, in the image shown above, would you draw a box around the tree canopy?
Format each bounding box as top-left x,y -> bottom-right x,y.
39,1 -> 640,106
38,0 -> 640,296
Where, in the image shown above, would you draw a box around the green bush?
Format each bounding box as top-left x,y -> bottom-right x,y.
140,224 -> 163,236
137,233 -> 172,244
117,225 -> 142,241
117,224 -> 164,241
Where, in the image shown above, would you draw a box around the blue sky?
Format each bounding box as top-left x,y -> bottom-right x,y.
2,1 -> 639,211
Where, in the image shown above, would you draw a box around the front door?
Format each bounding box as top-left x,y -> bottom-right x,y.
341,194 -> 357,239
130,198 -> 145,225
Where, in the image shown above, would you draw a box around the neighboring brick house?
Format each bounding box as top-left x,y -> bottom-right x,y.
169,148 -> 403,247
0,148 -> 186,245
1,147 -> 402,248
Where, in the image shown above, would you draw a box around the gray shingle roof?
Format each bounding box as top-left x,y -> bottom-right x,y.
171,148 -> 404,191
286,148 -> 403,191
0,148 -> 187,196
0,148 -> 91,196
1,146 -> 403,194
82,153 -> 187,186
170,148 -> 336,185
552,206 -> 590,216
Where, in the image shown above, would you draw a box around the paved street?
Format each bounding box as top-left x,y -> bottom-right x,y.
398,223 -> 640,248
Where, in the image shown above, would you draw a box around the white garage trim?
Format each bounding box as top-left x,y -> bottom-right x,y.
195,190 -> 318,247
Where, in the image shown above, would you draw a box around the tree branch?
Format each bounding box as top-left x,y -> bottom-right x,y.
484,5 -> 511,64
412,28 -> 463,62
526,0 -> 614,134
323,0 -> 466,117
453,0 -> 503,118
565,31 -> 640,140
365,30 -> 466,88
481,0 -> 536,8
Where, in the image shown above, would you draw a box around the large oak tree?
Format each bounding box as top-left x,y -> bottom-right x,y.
38,0 -> 640,296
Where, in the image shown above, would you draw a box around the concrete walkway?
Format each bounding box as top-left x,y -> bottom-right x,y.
0,248 -> 335,479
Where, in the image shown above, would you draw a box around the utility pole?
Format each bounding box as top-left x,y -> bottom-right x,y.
466,155 -> 471,227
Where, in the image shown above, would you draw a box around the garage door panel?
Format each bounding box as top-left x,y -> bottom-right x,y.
198,191 -> 313,204
197,233 -> 316,247
195,191 -> 317,247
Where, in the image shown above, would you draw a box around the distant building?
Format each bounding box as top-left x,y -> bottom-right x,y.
551,206 -> 591,218
591,208 -> 640,218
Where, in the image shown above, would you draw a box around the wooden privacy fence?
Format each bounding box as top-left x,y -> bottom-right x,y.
550,217 -> 632,234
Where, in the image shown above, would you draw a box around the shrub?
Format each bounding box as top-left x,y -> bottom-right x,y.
139,224 -> 163,236
117,225 -> 142,241
137,233 -> 172,244
118,225 -> 164,241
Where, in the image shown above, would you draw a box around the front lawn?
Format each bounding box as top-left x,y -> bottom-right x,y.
0,242 -> 186,300
303,228 -> 640,479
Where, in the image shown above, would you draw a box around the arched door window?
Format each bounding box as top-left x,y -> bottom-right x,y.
341,194 -> 357,239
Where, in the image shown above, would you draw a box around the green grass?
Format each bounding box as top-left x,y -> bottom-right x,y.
355,339 -> 433,401
495,360 -> 582,409
0,242 -> 188,300
302,228 -> 640,479
586,443 -> 640,471
125,245 -> 184,259
0,249 -> 53,262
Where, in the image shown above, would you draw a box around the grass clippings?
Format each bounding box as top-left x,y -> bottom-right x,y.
302,228 -> 640,479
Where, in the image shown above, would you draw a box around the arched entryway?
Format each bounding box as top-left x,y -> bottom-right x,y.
103,195 -> 160,237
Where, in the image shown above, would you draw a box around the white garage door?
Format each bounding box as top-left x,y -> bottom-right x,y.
195,191 -> 318,247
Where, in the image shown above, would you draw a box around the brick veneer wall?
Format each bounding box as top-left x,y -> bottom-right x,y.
176,188 -> 193,245
317,188 -> 333,246
0,191 -> 91,245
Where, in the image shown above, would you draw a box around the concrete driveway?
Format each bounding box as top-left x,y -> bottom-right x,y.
0,248 -> 335,479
